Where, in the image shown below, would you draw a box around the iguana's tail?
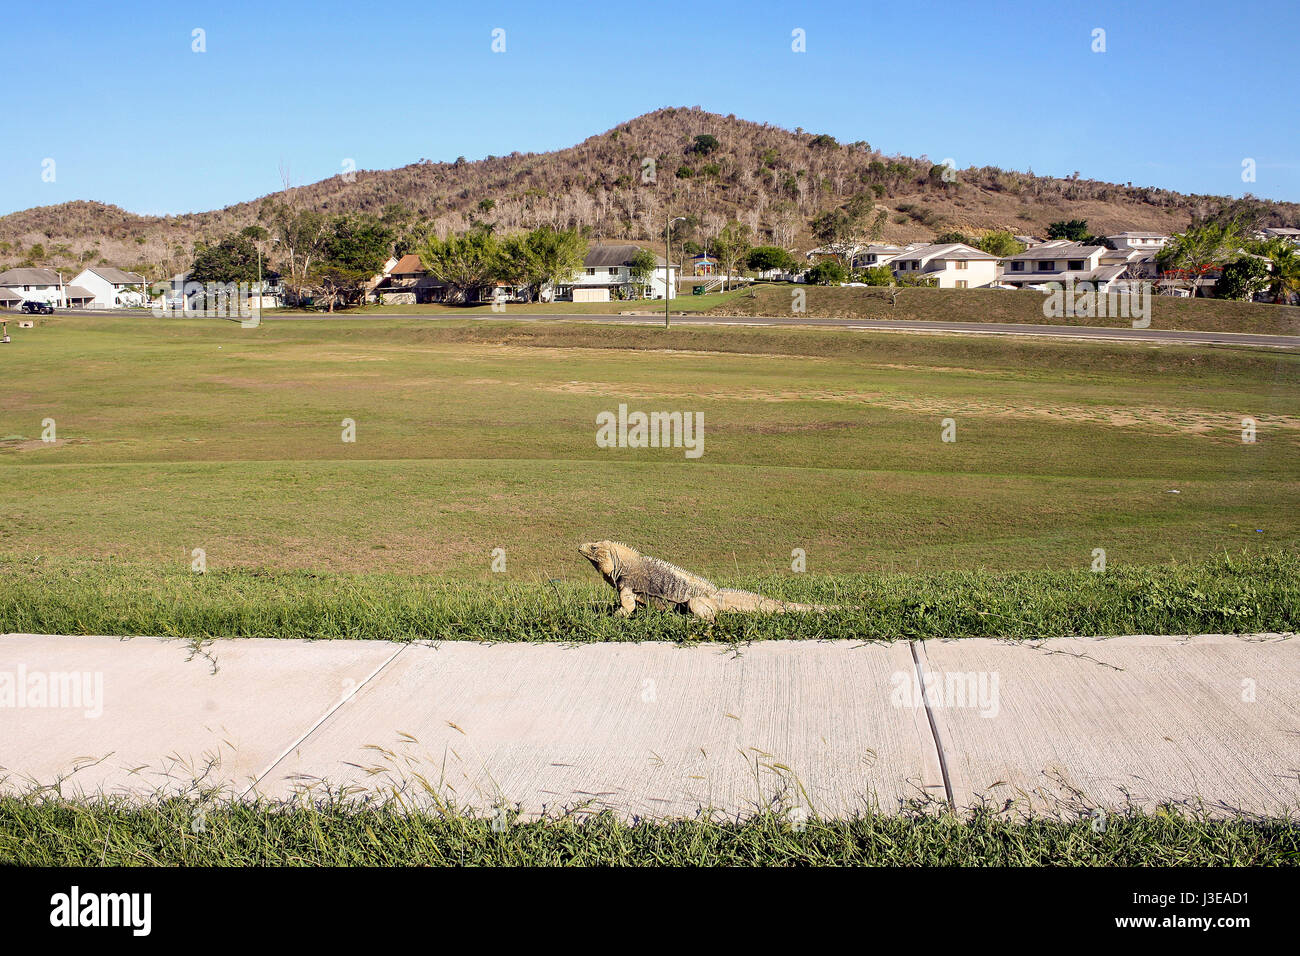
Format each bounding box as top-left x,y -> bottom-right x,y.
715,588 -> 843,614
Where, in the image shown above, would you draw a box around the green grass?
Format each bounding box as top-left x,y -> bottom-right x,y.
2,551 -> 1294,642
1,314 -> 1296,580
1,796 -> 1293,866
708,284 -> 1300,335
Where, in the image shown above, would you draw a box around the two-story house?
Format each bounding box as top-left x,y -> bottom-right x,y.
887,243 -> 1000,288
0,268 -> 65,306
998,241 -> 1124,290
70,266 -> 148,309
1105,232 -> 1170,253
558,245 -> 676,302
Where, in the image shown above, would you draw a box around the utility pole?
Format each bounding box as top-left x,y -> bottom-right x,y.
665,216 -> 685,330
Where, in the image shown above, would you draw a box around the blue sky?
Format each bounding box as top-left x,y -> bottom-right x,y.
5,0 -> 1296,217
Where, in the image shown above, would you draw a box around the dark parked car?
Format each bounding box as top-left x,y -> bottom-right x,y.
20,300 -> 54,314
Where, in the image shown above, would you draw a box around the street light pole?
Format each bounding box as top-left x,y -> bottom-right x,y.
665,216 -> 685,330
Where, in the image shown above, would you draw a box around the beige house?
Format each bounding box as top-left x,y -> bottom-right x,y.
999,241 -> 1125,290
888,243 -> 1000,288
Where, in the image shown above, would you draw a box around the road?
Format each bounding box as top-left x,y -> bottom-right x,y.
4,632 -> 1295,819
257,311 -> 1300,348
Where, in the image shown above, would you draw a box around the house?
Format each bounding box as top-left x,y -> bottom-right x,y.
370,254 -> 451,304
558,245 -> 676,302
69,267 -> 148,309
0,268 -> 64,305
888,243 -> 1000,288
1099,245 -> 1160,279
0,288 -> 23,308
1105,232 -> 1170,253
804,243 -> 903,270
1257,227 -> 1300,244
998,241 -> 1124,290
1013,235 -> 1044,248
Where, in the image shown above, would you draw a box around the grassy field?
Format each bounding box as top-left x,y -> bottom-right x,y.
265,285 -> 1300,335
0,312 -> 1296,638
706,284 -> 1300,335
3,797 -> 1294,866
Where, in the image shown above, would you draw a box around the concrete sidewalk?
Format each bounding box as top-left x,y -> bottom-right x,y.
1,633 -> 1295,819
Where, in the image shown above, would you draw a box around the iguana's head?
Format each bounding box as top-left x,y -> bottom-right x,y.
578,540 -> 625,578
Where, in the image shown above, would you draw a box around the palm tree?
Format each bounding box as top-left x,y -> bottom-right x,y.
1256,238 -> 1300,305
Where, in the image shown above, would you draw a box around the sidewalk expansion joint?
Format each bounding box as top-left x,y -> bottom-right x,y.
910,640 -> 956,811
243,641 -> 410,798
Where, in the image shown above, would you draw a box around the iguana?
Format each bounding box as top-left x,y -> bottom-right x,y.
578,540 -> 837,621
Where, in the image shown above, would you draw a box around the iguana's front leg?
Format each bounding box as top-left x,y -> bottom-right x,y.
614,584 -> 638,617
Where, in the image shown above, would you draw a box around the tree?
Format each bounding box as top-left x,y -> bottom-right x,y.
690,134 -> 720,156
189,233 -> 262,285
806,261 -> 847,285
976,230 -> 1026,257
860,265 -> 895,286
627,249 -> 658,298
265,203 -> 331,306
1046,219 -> 1099,243
417,228 -> 503,304
1215,257 -> 1270,301
306,214 -> 393,312
500,226 -> 587,301
934,231 -> 970,245
746,246 -> 797,274
1254,238 -> 1300,305
1157,221 -> 1244,298
711,221 -> 751,291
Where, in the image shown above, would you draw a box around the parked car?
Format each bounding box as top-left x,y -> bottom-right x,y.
20,300 -> 54,314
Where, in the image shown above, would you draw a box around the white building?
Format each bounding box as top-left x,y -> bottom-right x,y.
1256,227 -> 1300,244
1105,232 -> 1170,253
70,267 -> 148,309
998,241 -> 1125,290
0,268 -> 65,305
558,244 -> 676,302
888,243 -> 1000,288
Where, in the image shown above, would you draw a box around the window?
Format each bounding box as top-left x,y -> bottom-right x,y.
1067,260 -> 1084,270
954,260 -> 967,270
609,267 -> 620,275
586,268 -> 595,275
955,280 -> 968,289
1037,261 -> 1054,271
1011,261 -> 1025,272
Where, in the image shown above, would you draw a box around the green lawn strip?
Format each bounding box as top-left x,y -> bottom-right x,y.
704,285 -> 1300,336
1,797 -> 1294,866
1,551 -> 1293,642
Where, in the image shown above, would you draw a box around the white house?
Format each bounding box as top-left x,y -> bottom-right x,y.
888,243 -> 1000,288
0,268 -> 65,305
1256,227 -> 1300,244
1105,232 -> 1170,253
70,267 -> 148,309
998,241 -> 1125,290
558,244 -> 676,302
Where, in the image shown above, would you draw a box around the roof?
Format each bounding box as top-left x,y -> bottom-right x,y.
1264,227 -> 1300,236
0,268 -> 61,285
891,243 -> 998,264
584,244 -> 666,268
0,287 -> 22,302
65,285 -> 96,299
83,267 -> 146,284
390,254 -> 425,275
1107,232 -> 1169,239
1002,243 -> 1105,261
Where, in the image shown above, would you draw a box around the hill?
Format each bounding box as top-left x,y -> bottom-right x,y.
2,107 -> 1297,279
